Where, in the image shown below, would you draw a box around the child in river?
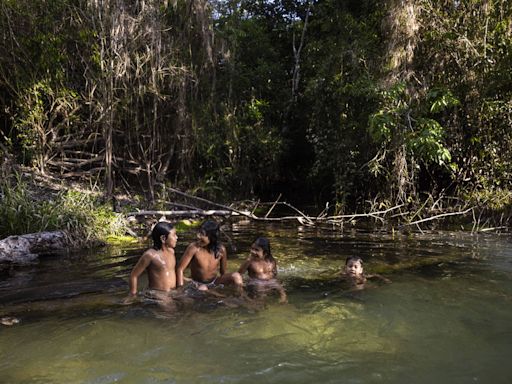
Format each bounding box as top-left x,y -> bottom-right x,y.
238,237 -> 287,303
340,256 -> 391,290
176,220 -> 243,292
127,221 -> 178,303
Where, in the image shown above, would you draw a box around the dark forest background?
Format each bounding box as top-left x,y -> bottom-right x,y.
1,0 -> 511,217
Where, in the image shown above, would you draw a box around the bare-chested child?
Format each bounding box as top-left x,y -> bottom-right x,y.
128,221 -> 178,302
340,256 -> 391,291
238,237 -> 287,303
176,220 -> 242,293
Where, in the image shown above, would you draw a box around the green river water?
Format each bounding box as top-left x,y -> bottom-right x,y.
1,222 -> 511,383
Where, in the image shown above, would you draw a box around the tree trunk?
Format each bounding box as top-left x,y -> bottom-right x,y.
382,0 -> 420,203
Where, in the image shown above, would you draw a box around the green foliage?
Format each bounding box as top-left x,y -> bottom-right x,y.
368,83 -> 407,144
368,82 -> 456,175
0,0 -> 511,215
174,219 -> 202,232
463,188 -> 512,211
13,80 -> 79,167
194,96 -> 282,198
105,235 -> 139,245
408,119 -> 452,167
301,1 -> 383,206
0,175 -> 127,242
427,88 -> 460,114
0,0 -> 85,175
416,0 -> 512,194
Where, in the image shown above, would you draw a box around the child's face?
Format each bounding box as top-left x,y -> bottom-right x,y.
163,228 -> 178,249
196,230 -> 210,245
345,259 -> 363,277
250,244 -> 265,259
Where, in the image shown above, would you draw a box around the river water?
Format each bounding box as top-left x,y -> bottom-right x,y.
1,222 -> 511,383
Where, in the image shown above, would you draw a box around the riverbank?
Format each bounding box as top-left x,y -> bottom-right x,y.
0,168 -> 510,264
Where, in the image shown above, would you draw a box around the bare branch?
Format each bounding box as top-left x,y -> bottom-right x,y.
406,208 -> 474,226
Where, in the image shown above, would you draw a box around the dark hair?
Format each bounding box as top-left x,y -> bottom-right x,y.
200,220 -> 221,258
151,221 -> 174,250
253,237 -> 277,276
345,256 -> 363,265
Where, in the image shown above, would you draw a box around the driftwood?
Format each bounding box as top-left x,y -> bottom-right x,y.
127,188 -> 494,231
0,231 -> 71,263
404,208 -> 474,226
127,209 -> 251,218
128,188 -> 406,225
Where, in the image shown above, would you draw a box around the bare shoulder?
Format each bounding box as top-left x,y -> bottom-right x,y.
218,244 -> 227,256
132,248 -> 156,270
185,241 -> 200,253
142,248 -> 158,258
139,248 -> 161,264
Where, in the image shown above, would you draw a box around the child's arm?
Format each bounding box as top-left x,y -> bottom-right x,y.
176,243 -> 196,287
276,283 -> 287,304
238,259 -> 251,275
219,245 -> 228,276
129,252 -> 152,295
367,274 -> 392,284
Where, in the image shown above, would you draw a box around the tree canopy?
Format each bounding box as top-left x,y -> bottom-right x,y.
1,0 -> 511,214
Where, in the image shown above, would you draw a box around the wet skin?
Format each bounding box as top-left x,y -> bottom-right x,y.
177,231 -> 242,290
238,244 -> 276,280
340,259 -> 391,290
238,244 -> 287,303
129,228 -> 178,295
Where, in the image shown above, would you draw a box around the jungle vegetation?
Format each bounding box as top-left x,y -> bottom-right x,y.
0,0 -> 511,237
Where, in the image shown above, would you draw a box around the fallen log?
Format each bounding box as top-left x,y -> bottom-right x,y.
127,209 -> 251,218
127,188 -> 409,225
0,231 -> 71,263
137,188 -> 491,231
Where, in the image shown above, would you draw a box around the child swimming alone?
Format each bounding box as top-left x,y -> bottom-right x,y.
340,255 -> 391,290
238,237 -> 287,303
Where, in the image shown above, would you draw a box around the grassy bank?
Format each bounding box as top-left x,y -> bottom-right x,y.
0,173 -> 128,245
1,170 -> 510,244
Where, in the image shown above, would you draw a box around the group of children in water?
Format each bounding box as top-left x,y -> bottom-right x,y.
1,219 -> 386,326
128,220 -> 389,305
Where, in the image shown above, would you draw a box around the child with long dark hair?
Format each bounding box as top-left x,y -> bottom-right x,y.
128,221 -> 178,301
176,220 -> 242,292
238,237 -> 287,303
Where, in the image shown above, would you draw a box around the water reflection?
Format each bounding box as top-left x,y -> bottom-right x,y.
1,223 -> 512,383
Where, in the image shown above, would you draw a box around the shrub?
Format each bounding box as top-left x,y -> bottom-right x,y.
0,174 -> 127,243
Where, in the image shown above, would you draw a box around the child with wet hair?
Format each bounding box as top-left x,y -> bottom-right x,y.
128,221 -> 178,303
238,237 -> 287,303
340,256 -> 391,290
123,221 -> 178,310
177,220 -> 243,292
